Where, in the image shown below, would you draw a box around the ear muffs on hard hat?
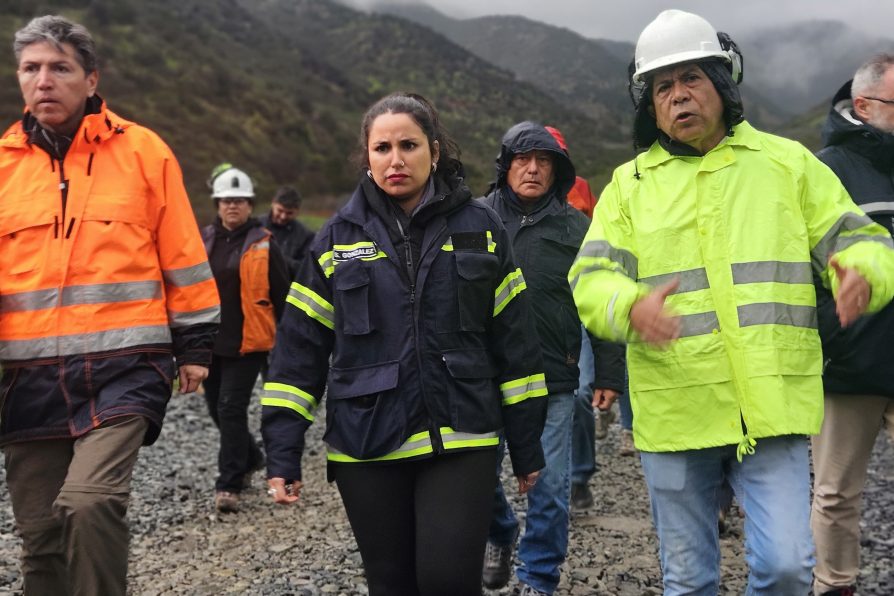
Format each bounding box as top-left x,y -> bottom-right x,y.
630,9 -> 744,100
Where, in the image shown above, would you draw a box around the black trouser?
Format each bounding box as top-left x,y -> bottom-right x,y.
203,353 -> 266,492
333,449 -> 498,596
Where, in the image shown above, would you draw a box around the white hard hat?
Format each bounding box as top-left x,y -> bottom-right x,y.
210,167 -> 255,199
632,9 -> 741,85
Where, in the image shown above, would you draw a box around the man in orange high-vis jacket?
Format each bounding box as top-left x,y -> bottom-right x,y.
0,16 -> 220,595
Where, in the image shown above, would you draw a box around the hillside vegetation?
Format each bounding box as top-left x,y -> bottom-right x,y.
0,0 -> 630,219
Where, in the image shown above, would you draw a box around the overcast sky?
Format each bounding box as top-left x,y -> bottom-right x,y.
345,0 -> 894,42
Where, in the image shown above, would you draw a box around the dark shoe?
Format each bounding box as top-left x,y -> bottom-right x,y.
482,540 -> 514,589
513,583 -> 550,596
215,491 -> 240,513
570,482 -> 594,510
820,588 -> 856,596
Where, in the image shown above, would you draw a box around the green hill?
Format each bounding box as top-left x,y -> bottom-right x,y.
0,0 -> 630,220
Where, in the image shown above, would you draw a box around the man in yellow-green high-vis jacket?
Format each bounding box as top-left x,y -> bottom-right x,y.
570,10 -> 894,596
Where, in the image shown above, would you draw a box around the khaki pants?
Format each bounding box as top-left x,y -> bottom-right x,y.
811,392 -> 894,594
3,415 -> 148,596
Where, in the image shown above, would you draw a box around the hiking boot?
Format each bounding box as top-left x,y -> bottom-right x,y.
215,491 -> 240,513
619,429 -> 637,456
570,482 -> 594,510
820,588 -> 856,596
482,539 -> 514,589
513,583 -> 550,596
594,407 -> 616,440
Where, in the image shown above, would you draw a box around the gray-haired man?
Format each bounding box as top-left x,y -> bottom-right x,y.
0,15 -> 219,595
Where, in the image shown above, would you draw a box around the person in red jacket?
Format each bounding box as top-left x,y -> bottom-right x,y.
0,16 -> 219,595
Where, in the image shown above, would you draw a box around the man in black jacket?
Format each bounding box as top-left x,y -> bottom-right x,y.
259,185 -> 315,277
812,54 -> 894,596
479,122 -> 626,596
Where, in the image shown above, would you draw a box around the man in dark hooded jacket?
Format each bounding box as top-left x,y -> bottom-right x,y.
811,53 -> 894,596
479,121 -> 626,596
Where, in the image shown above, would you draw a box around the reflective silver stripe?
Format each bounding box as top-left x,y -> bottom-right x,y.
0,288 -> 58,313
163,262 -> 214,287
327,430 -> 434,463
679,311 -> 720,338
168,305 -> 221,328
0,281 -> 163,314
731,261 -> 813,285
569,264 -> 623,291
500,373 -> 548,405
287,284 -> 335,329
861,201 -> 894,214
440,428 -> 499,449
640,268 -> 709,293
493,269 -> 526,317
0,325 -> 172,360
834,234 -> 894,252
577,240 -> 638,279
811,211 -> 875,271
251,241 -> 270,251
737,303 -> 817,329
62,281 -> 162,305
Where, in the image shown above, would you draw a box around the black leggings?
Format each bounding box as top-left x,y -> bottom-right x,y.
333,449 -> 498,596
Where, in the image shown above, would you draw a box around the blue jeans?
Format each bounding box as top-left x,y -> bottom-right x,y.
571,327 -> 596,485
490,391 -> 574,594
640,435 -> 815,596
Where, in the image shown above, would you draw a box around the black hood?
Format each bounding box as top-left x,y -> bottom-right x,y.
821,79 -> 894,168
494,121 -> 576,201
632,59 -> 745,152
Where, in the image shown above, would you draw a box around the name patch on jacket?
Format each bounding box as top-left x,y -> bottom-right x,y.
333,242 -> 383,262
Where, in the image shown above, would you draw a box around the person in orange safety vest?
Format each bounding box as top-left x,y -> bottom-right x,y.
201,164 -> 289,513
0,15 -> 220,596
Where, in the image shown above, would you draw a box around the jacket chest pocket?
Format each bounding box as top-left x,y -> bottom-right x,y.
529,229 -> 579,280
455,252 -> 499,332
334,260 -> 373,335
0,206 -> 56,279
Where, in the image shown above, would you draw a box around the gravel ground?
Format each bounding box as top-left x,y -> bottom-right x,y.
0,391 -> 891,595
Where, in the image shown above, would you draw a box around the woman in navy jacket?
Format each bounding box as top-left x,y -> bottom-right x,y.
261,92 -> 547,596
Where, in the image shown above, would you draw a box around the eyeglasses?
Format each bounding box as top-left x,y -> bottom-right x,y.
863,96 -> 894,105
218,198 -> 250,206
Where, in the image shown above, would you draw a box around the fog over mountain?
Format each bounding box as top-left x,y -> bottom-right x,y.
360,1 -> 894,118
340,0 -> 894,42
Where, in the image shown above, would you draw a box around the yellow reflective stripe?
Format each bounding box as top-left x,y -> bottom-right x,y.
500,373 -> 548,405
286,282 -> 335,330
260,382 -> 318,422
263,382 -> 318,409
440,427 -> 499,449
260,397 -> 314,422
326,431 -> 433,463
494,268 -> 527,317
318,251 -> 335,278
